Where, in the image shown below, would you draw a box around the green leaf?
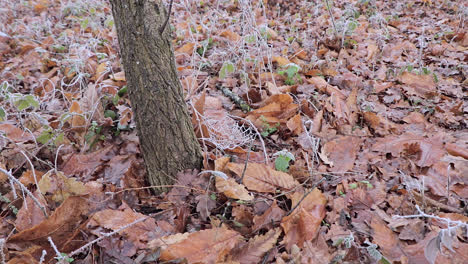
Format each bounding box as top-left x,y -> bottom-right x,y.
219,62 -> 235,79
0,107 -> 5,121
275,155 -> 291,172
112,95 -> 120,105
274,150 -> 294,172
54,132 -> 65,145
37,130 -> 53,145
25,95 -> 39,109
104,110 -> 117,120
16,99 -> 30,111
349,183 -> 358,189
117,86 -> 127,97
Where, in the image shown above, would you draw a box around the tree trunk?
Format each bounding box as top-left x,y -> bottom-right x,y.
110,0 -> 203,193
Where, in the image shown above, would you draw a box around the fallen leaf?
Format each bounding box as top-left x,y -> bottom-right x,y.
372,133 -> 445,167
370,214 -> 405,261
38,171 -> 88,203
321,136 -> 362,172
273,56 -> 291,67
253,201 -> 285,231
281,188 -> 327,250
227,163 -> 299,193
0,124 -> 34,142
286,114 -> 303,136
228,228 -> 281,263
399,72 -> 437,98
216,177 -> 253,201
149,226 -> 241,263
220,30 -> 241,42
88,207 -> 159,250
175,42 -> 195,55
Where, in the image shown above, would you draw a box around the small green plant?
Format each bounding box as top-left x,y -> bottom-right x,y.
274,150 -> 295,172
85,121 -> 105,148
196,37 -> 214,56
278,63 -> 301,85
56,253 -> 74,263
219,62 -> 235,79
0,107 -> 5,121
11,94 -> 39,111
36,127 -> 65,146
0,192 -> 19,215
259,116 -> 279,137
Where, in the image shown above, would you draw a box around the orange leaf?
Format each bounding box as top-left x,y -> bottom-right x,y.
399,71 -> 436,98
228,228 -> 281,263
0,124 -> 34,142
149,226 -> 241,263
286,114 -> 302,135
69,101 -> 86,128
112,71 -> 126,81
220,30 -> 241,42
227,163 -> 299,193
216,177 -> 253,201
320,136 -> 362,172
89,208 -> 157,249
176,42 -> 195,55
273,56 -> 291,67
281,188 -> 326,250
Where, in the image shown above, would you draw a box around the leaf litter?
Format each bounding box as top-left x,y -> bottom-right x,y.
0,0 -> 467,263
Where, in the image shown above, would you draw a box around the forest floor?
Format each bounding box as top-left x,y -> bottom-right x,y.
0,0 -> 467,263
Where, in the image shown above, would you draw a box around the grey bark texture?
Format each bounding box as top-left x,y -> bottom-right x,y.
109,0 -> 203,193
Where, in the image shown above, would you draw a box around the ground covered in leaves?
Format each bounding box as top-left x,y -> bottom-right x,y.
0,0 -> 467,263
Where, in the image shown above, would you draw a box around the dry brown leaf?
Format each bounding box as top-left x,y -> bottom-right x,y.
227,163 -> 299,193
372,133 -> 445,167
273,56 -> 291,67
286,114 -> 303,136
370,214 -> 405,261
175,42 -> 195,55
399,71 -> 437,98
15,190 -> 49,231
228,228 -> 281,264
215,156 -> 231,172
281,188 -> 327,250
216,177 -> 253,201
69,101 -> 86,129
446,143 -> 468,159
0,124 -> 34,142
62,145 -> 113,177
38,171 -> 88,203
88,207 -> 158,249
321,136 -> 362,172
220,30 -> 241,42
253,201 -> 285,231
149,225 -> 241,263
9,196 -> 91,252
363,111 -> 399,135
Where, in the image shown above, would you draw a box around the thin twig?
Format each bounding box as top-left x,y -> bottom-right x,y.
0,167 -> 48,217
240,140 -> 254,184
0,239 -> 5,264
411,190 -> 463,214
68,217 -> 147,257
48,237 -> 64,261
159,0 -> 174,34
108,184 -> 207,196
19,151 -> 43,198
324,0 -> 339,39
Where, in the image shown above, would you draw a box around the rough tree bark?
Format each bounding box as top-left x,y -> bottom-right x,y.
109,0 -> 203,193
